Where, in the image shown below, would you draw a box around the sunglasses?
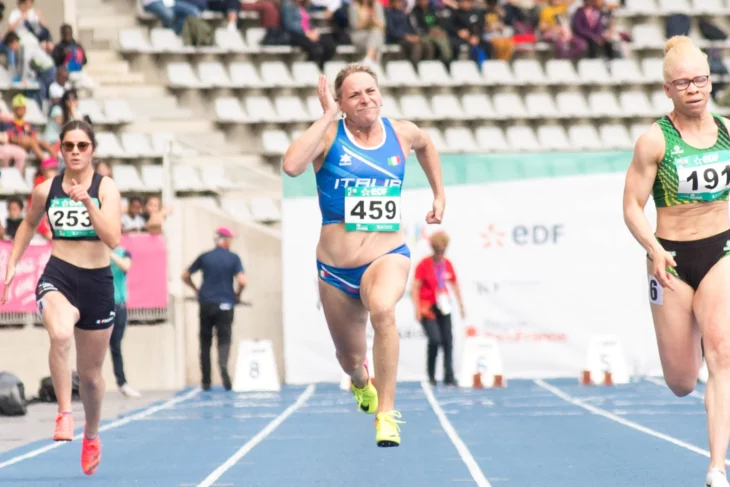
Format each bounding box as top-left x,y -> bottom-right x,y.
61,141 -> 91,152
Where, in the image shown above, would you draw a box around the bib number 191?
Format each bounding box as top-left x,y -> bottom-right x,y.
344,187 -> 401,232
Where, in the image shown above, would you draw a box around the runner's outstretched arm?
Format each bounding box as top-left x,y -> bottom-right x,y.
2,182 -> 51,303
283,75 -> 338,177
402,121 -> 445,222
623,126 -> 664,257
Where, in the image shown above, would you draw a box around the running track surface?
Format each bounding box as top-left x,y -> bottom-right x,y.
0,378 -> 719,486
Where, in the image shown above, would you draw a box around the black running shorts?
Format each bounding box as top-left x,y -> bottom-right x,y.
36,255 -> 115,330
652,228 -> 730,291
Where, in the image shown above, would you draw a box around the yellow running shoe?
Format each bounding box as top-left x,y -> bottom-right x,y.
352,379 -> 378,414
375,411 -> 404,447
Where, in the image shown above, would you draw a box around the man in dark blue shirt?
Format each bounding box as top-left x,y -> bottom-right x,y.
181,227 -> 247,391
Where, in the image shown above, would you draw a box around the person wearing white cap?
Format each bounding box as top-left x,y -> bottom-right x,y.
181,226 -> 247,391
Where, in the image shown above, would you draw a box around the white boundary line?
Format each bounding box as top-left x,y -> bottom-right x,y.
644,376 -> 706,401
0,387 -> 201,470
421,381 -> 492,487
196,384 -> 316,487
535,379 -> 729,466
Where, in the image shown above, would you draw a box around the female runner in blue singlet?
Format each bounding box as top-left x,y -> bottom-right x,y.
283,64 -> 445,448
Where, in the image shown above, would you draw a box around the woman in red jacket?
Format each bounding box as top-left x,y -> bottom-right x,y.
411,230 -> 464,386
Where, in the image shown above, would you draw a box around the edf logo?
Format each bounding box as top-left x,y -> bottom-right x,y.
512,224 -> 564,245
482,223 -> 565,247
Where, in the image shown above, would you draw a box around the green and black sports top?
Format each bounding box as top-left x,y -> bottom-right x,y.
653,114 -> 730,207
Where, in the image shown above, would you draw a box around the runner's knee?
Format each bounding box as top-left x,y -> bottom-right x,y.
78,367 -> 104,389
336,350 -> 366,373
703,329 -> 730,370
666,377 -> 695,397
369,304 -> 396,330
48,326 -> 74,349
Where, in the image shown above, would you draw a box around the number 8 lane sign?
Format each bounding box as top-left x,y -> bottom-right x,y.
344,187 -> 401,232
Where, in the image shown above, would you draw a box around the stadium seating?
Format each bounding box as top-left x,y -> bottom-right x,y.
3,0 -> 730,245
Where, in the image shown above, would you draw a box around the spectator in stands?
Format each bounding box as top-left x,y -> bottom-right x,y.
3,31 -> 56,105
409,0 -> 452,65
538,0 -> 586,59
109,243 -> 141,398
447,0 -> 493,66
96,160 -> 112,178
0,196 -> 23,240
60,89 -> 84,125
0,108 -> 27,173
503,0 -> 538,33
483,0 -> 514,61
281,0 -> 337,69
571,0 -> 615,59
181,227 -> 247,391
41,94 -> 63,151
143,0 -> 201,35
348,0 -> 385,64
596,0 -> 630,57
308,0 -> 350,45
411,230 -> 464,387
188,0 -> 241,31
48,65 -> 69,107
240,0 -> 285,45
7,94 -> 54,163
51,24 -> 87,74
7,0 -> 52,53
385,0 -> 435,66
142,195 -> 172,234
121,196 -> 147,233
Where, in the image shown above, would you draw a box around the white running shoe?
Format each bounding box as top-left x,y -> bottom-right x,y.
706,468 -> 730,487
120,384 -> 141,398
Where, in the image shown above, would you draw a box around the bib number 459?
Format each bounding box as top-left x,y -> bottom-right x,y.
349,200 -> 397,221
344,187 -> 401,232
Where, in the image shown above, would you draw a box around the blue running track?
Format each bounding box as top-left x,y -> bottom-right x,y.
0,378 -> 718,486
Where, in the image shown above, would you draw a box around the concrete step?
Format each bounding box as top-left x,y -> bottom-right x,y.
78,15 -> 138,30
85,61 -> 131,76
124,119 -> 216,134
77,4 -> 125,17
86,50 -> 121,64
124,95 -> 180,113
121,96 -> 195,120
95,84 -> 167,98
93,71 -> 146,85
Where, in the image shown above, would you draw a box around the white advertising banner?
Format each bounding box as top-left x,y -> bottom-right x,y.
282,171 -> 663,384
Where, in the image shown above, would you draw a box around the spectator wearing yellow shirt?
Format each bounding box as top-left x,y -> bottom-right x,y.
483,0 -> 514,61
538,0 -> 586,59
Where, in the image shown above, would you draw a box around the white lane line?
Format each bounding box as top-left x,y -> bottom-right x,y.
0,387 -> 201,469
535,379 -> 728,466
421,381 -> 492,487
196,384 -> 316,487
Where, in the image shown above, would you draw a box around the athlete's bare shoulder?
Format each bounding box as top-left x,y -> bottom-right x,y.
390,118 -> 417,137
313,119 -> 341,168
33,178 -> 53,202
389,118 -> 425,152
633,122 -> 665,169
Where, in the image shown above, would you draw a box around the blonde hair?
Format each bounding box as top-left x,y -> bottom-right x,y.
663,35 -> 709,82
430,231 -> 450,252
334,64 -> 379,101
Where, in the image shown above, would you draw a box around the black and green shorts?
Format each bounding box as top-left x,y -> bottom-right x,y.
650,229 -> 730,291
